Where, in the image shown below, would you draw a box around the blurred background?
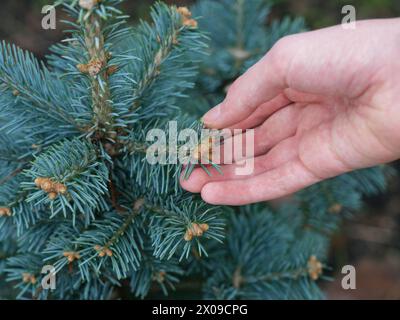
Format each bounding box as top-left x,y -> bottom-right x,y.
0,0 -> 399,299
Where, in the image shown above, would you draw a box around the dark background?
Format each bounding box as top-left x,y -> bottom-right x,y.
1,0 -> 399,299
2,0 -> 400,58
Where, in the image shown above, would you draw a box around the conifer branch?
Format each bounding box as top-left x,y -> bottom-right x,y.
130,20 -> 182,112
0,42 -> 81,130
98,198 -> 144,253
80,11 -> 116,142
0,167 -> 24,186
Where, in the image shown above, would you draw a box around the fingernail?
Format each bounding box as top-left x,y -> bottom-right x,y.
203,104 -> 221,126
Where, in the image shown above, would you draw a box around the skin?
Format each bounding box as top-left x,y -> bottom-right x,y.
180,19 -> 400,206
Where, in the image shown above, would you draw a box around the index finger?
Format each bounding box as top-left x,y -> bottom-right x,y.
202,47 -> 287,129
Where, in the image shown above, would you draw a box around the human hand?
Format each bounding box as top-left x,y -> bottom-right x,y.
181,19 -> 400,205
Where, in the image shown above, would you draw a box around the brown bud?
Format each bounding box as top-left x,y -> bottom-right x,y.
34,177 -> 44,187
79,0 -> 99,10
328,203 -> 342,214
48,192 -> 58,200
54,183 -> 67,195
177,7 -> 192,19
87,59 -> 104,77
35,177 -> 67,197
0,207 -> 12,217
177,7 -> 198,29
22,273 -> 30,283
41,180 -> 53,193
153,271 -> 166,282
191,223 -> 204,237
183,19 -> 198,28
22,273 -> 37,284
77,63 -> 89,73
308,255 -> 323,281
184,223 -> 209,241
184,229 -> 193,241
64,251 -> 81,262
94,245 -> 111,257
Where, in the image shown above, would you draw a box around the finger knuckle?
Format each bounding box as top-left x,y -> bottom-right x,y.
270,34 -> 302,66
226,78 -> 241,98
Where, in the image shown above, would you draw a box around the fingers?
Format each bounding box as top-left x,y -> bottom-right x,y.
180,154 -> 275,193
181,135 -> 299,193
199,118 -> 358,206
181,105 -> 301,193
198,117 -> 361,206
220,103 -> 301,160
202,49 -> 287,129
200,158 -> 321,206
228,93 -> 291,129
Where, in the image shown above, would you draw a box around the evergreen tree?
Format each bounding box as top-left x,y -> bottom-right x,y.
0,0 -> 387,299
